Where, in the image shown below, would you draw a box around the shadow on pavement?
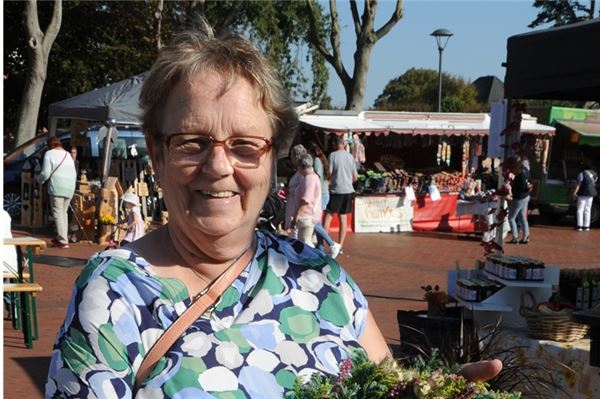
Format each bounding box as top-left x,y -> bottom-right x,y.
13,356 -> 51,397
32,255 -> 86,268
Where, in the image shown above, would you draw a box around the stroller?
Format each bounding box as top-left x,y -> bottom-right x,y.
257,187 -> 286,233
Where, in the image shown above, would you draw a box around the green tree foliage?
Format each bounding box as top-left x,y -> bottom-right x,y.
3,1 -> 329,149
373,68 -> 487,113
529,0 -> 597,28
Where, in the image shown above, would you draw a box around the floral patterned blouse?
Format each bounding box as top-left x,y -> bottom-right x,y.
46,231 -> 368,398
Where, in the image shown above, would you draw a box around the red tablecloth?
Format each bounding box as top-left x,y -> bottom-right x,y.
412,193 -> 475,232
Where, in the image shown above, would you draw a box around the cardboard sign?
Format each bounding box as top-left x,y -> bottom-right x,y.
354,195 -> 413,233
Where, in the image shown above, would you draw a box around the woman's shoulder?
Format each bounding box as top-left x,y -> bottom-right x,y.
75,248 -> 149,289
258,231 -> 347,280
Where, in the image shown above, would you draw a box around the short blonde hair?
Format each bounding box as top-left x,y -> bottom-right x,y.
139,19 -> 297,155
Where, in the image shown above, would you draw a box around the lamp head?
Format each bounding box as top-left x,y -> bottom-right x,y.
431,28 -> 453,50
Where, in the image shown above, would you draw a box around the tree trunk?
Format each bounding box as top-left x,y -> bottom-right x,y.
15,0 -> 62,146
346,40 -> 374,110
306,0 -> 403,112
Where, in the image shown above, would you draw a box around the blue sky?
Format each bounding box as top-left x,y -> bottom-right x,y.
324,0 -> 545,108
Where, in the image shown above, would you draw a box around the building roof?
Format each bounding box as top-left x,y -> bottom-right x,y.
472,76 -> 505,104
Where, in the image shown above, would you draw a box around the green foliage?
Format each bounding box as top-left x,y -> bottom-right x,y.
287,349 -> 521,399
529,0 -> 597,28
3,0 -> 329,143
373,68 -> 487,113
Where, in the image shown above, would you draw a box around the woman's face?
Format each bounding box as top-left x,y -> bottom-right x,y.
153,71 -> 274,238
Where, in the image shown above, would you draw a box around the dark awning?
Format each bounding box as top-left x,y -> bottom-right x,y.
504,18 -> 600,101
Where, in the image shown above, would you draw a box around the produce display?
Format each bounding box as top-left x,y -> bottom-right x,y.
356,169 -> 466,195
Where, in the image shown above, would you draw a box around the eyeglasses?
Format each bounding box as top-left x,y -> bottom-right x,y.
164,133 -> 272,169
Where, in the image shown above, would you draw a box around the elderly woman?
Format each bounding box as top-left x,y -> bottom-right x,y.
46,23 -> 500,398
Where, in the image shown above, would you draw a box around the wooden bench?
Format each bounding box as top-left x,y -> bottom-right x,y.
4,282 -> 43,293
3,272 -> 31,281
3,282 -> 43,348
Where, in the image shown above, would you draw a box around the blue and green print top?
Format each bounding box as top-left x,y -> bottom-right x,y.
46,231 -> 368,398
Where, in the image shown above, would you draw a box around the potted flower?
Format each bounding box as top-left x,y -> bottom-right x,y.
422,285 -> 448,317
97,214 -> 116,245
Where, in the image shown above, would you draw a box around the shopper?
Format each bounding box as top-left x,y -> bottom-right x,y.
293,153 -> 319,247
573,160 -> 598,232
308,141 -> 341,258
324,135 -> 358,248
284,144 -> 308,237
505,158 -> 530,244
36,136 -> 76,248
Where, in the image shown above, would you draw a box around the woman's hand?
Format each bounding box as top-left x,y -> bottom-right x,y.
458,359 -> 503,382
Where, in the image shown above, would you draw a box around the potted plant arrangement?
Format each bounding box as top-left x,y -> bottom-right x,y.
422,285 -> 448,317
287,349 -> 520,398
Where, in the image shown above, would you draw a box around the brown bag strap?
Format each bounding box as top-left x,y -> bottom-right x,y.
134,243 -> 255,391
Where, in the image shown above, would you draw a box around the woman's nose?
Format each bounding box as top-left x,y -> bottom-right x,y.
201,145 -> 234,177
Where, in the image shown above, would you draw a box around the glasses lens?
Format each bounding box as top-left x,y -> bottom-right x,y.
226,137 -> 269,168
167,134 -> 271,168
170,135 -> 211,154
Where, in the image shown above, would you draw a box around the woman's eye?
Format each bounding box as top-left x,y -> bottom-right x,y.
176,137 -> 212,151
229,138 -> 262,149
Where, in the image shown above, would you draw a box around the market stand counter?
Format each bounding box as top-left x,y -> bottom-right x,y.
412,193 -> 475,233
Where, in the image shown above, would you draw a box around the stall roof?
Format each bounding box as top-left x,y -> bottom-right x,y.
300,114 -> 387,134
299,111 -> 554,136
48,72 -> 146,125
555,120 -> 600,147
504,18 -> 600,101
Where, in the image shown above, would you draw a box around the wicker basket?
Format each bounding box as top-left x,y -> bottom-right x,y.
520,291 -> 589,342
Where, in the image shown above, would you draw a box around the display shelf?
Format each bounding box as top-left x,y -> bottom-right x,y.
455,297 -> 512,312
448,266 -> 560,328
483,271 -> 552,288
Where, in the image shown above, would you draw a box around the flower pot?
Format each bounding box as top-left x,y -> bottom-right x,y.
427,302 -> 446,318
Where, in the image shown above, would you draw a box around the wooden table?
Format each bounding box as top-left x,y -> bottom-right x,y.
571,309 -> 600,367
2,236 -> 46,348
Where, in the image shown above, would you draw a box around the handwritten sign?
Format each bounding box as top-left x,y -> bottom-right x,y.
354,195 -> 413,233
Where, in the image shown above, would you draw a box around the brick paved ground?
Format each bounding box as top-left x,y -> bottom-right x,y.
4,218 -> 599,397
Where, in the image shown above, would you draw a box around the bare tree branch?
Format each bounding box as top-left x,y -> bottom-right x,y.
42,0 -> 62,50
375,0 -> 403,40
349,0 -> 361,37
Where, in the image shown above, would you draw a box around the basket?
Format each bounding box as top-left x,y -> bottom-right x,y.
520,291 -> 589,342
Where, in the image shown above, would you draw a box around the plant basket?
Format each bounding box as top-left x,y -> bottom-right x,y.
520,291 -> 589,342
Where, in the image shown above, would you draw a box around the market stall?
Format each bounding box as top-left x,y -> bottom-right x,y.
299,110 -> 554,233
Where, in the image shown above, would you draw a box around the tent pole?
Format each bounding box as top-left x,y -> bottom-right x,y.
49,117 -> 58,137
494,98 -> 513,252
101,121 -> 116,186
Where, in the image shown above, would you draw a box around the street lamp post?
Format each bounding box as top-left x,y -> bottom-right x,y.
430,28 -> 453,112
